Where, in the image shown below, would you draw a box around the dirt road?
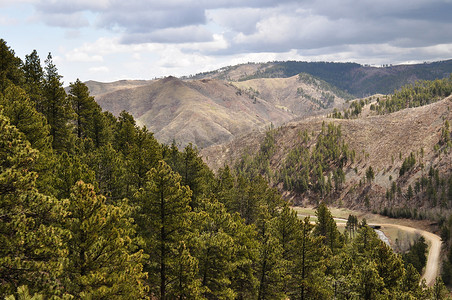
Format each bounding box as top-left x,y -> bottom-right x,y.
294,206 -> 442,286
378,223 -> 442,286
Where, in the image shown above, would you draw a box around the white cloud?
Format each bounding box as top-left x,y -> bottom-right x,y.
66,51 -> 103,62
5,0 -> 451,83
89,66 -> 109,73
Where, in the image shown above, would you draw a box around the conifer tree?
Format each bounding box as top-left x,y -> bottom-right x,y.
0,112 -> 68,297
273,205 -> 300,294
1,85 -> 51,151
91,144 -> 126,201
42,53 -> 73,152
398,264 -> 425,298
179,143 -> 213,209
114,111 -> 137,156
255,208 -> 285,300
0,39 -> 23,93
290,216 -> 329,300
227,213 -> 258,300
134,160 -> 192,299
191,199 -> 236,299
22,50 -> 44,112
313,202 -> 342,254
350,260 -> 384,299
68,79 -> 102,140
53,152 -> 97,199
126,127 -> 162,191
172,241 -> 204,299
214,165 -> 236,211
62,181 -> 147,299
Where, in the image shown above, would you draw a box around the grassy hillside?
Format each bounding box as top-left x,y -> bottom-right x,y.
84,79 -> 153,97
93,75 -> 351,148
95,76 -> 296,148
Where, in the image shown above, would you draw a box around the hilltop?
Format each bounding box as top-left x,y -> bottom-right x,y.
93,74 -> 349,148
84,79 -> 153,97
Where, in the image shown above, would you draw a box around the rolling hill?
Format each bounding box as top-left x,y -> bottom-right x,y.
87,59 -> 452,149
93,75 -> 349,148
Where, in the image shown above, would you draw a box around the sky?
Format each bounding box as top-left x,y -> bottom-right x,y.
1,0 -> 452,84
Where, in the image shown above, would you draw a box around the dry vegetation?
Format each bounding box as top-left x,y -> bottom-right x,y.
92,75 -> 347,148
201,96 -> 452,213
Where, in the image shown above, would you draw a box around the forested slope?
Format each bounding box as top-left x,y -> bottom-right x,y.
0,39 -> 450,299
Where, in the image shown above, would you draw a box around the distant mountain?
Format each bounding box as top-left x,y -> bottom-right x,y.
92,74 -> 349,148
188,60 -> 452,97
88,59 -> 451,149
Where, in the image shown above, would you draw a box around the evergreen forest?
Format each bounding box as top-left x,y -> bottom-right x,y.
1,39 -> 451,299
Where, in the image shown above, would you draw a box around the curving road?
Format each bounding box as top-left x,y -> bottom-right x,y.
378,223 -> 442,286
295,207 -> 442,286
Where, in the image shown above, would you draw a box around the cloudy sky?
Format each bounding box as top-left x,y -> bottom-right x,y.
1,0 -> 452,84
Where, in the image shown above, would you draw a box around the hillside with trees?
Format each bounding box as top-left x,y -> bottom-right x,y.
189,60 -> 452,97
202,86 -> 452,220
2,39 -> 451,299
202,77 -> 452,290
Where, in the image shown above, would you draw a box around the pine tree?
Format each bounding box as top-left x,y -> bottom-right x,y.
22,50 -> 44,112
255,208 -> 285,300
125,127 -> 162,192
1,85 -> 51,151
52,152 -> 97,200
273,205 -> 300,295
366,166 -> 375,183
68,79 -> 102,140
42,53 -> 73,152
180,143 -> 213,209
0,112 -> 68,297
114,111 -> 137,156
289,216 -> 329,300
134,160 -> 192,299
398,264 -> 425,298
0,39 -> 23,93
313,202 -> 342,254
172,241 -> 204,299
62,181 -> 147,298
214,165 -> 236,211
91,144 -> 126,201
5,285 -> 44,300
227,213 -> 258,300
350,260 -> 384,300
191,199 -> 236,299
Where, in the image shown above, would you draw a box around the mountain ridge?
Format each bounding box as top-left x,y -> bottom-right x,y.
92,74 -> 349,148
187,60 -> 452,97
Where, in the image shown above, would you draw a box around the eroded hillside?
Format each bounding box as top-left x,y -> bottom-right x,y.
201,96 -> 452,215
